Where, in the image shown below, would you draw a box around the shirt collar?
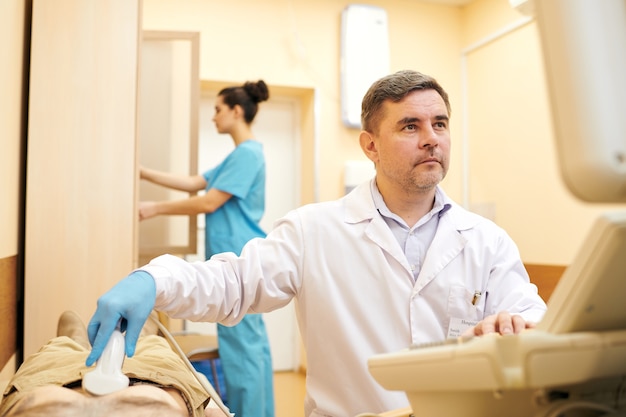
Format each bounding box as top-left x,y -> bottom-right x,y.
369,179 -> 451,225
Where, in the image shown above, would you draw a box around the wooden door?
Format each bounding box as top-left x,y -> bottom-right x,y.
24,0 -> 141,357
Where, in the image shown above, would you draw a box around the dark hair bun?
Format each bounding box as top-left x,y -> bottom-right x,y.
243,80 -> 270,103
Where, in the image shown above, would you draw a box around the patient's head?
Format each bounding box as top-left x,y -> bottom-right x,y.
5,385 -> 188,417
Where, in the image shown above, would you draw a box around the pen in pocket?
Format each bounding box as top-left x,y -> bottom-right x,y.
471,290 -> 488,306
471,291 -> 482,305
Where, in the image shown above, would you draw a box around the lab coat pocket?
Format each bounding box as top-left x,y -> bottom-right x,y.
447,285 -> 484,321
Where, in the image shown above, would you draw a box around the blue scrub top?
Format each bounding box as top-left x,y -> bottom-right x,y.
202,140 -> 266,257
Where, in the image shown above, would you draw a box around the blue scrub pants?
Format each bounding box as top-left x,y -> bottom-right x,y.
218,314 -> 275,417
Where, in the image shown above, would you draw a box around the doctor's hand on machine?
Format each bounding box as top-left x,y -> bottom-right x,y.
466,311 -> 538,337
86,271 -> 156,366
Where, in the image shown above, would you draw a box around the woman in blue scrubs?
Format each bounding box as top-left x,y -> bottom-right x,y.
138,80 -> 275,417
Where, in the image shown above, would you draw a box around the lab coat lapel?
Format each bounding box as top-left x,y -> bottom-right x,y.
344,181 -> 411,273
414,213 -> 467,292
364,215 -> 410,270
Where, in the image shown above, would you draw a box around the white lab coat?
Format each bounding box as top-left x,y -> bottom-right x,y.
142,180 -> 547,417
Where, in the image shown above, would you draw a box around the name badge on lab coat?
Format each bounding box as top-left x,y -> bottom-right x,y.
447,317 -> 479,339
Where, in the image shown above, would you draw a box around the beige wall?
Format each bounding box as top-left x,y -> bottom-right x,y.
0,0 -> 27,379
142,0 -> 625,266
1,0 -> 25,259
462,0 -> 624,264
142,0 -> 465,202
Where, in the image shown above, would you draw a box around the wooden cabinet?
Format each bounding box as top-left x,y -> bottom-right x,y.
24,0 -> 142,357
24,1 -> 201,358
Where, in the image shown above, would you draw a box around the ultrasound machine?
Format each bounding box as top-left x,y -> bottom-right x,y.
368,1 -> 626,416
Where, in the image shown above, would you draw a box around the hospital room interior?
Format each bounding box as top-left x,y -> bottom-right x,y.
3,0 -> 626,416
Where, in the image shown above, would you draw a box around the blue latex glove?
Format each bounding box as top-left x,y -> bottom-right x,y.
86,270 -> 156,366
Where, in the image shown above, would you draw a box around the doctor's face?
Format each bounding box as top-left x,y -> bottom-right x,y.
361,89 -> 450,195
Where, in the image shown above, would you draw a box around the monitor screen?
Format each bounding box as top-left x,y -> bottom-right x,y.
535,0 -> 626,202
536,211 -> 626,333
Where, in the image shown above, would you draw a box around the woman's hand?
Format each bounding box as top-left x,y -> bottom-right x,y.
138,201 -> 158,221
138,165 -> 147,180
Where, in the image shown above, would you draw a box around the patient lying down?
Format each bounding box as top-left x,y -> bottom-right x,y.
0,311 -> 227,417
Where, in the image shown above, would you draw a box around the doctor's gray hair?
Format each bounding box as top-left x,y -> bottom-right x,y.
360,70 -> 451,133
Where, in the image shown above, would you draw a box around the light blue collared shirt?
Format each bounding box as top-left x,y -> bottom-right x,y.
370,181 -> 451,282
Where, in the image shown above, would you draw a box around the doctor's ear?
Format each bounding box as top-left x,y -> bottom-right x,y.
359,130 -> 378,162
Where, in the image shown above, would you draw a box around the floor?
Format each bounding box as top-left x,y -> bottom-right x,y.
273,372 -> 411,417
274,371 -> 306,417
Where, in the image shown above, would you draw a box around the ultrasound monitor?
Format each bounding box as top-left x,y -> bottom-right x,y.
535,0 -> 626,202
537,211 -> 626,334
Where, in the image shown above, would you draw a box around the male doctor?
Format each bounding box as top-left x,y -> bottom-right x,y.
87,70 -> 547,417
